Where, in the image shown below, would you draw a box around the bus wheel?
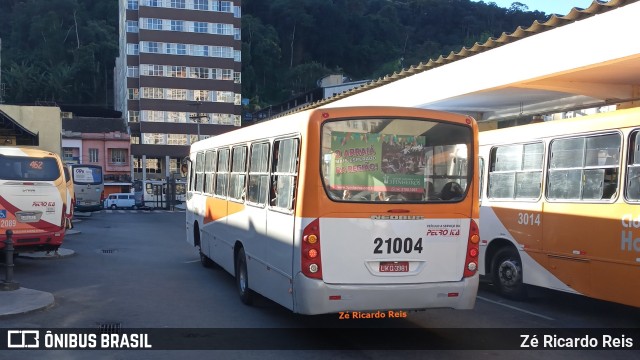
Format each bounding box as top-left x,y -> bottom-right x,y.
110,204 -> 117,210
235,247 -> 254,305
199,248 -> 215,268
492,247 -> 526,299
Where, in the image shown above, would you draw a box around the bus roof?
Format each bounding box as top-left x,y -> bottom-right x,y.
479,107 -> 640,146
190,106 -> 475,153
0,146 -> 59,158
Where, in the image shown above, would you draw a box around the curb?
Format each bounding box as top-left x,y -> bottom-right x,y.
0,287 -> 54,316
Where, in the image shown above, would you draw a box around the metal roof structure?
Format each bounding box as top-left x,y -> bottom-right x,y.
278,0 -> 640,123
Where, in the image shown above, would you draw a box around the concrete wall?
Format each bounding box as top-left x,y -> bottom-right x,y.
0,105 -> 62,155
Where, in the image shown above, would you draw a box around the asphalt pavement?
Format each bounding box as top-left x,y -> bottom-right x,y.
0,224 -> 80,316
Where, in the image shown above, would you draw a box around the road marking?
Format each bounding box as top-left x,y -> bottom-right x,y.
477,296 -> 555,321
184,259 -> 200,264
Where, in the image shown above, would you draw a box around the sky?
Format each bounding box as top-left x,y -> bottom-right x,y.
472,0 -> 603,15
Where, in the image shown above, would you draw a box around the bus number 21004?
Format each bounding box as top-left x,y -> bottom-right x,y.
373,237 -> 423,254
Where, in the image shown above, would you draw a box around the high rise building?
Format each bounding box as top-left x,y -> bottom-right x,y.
115,0 -> 242,182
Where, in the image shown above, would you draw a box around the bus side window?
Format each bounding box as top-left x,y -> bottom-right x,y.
270,138 -> 299,210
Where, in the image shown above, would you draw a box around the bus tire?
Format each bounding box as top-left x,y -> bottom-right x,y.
492,247 -> 527,300
110,204 -> 117,210
235,247 -> 254,305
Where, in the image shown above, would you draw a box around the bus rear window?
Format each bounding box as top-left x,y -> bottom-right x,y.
0,155 -> 60,181
321,117 -> 472,203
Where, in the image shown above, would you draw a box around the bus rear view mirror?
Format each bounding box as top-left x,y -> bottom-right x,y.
180,156 -> 190,177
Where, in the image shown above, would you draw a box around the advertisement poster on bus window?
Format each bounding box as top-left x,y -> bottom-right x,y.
329,131 -> 426,193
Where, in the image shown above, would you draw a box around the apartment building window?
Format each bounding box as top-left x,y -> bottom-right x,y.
234,72 -> 241,84
170,20 -> 184,31
145,158 -> 162,174
216,91 -> 234,103
127,66 -> 139,78
89,148 -> 99,163
128,88 -> 139,100
193,0 -> 208,10
194,45 -> 209,56
234,6 -> 241,18
146,111 -> 164,122
168,134 -> 188,145
194,90 -> 210,102
142,87 -> 163,99
131,136 -> 140,145
146,0 -> 161,7
234,50 -> 241,62
128,110 -> 140,123
193,22 -> 208,33
126,43 -> 139,55
234,28 -> 240,40
133,156 -> 142,173
143,42 -> 159,53
143,133 -> 167,145
127,0 -> 138,10
144,64 -> 164,76
167,112 -> 186,123
170,158 -> 180,174
111,149 -> 127,165
126,20 -> 139,33
221,69 -> 233,80
191,67 -> 209,79
171,0 -> 185,9
169,66 -> 187,78
145,18 -> 163,30
165,43 -> 177,55
214,23 -> 232,35
220,1 -> 232,12
177,44 -> 187,55
63,148 -> 74,161
167,89 -> 187,100
212,46 -> 233,58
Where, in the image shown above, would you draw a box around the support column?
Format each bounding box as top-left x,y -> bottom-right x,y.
165,155 -> 171,178
142,155 -> 147,183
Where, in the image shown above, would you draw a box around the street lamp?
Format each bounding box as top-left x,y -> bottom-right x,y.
188,101 -> 209,142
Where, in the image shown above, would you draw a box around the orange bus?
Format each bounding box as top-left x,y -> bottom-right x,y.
0,147 -> 69,253
185,106 -> 480,315
479,107 -> 640,308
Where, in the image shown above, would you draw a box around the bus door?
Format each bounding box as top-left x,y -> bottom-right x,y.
265,138 -> 299,308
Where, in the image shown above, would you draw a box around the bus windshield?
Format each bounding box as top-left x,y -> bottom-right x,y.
322,117 -> 472,203
0,155 -> 60,181
72,165 -> 103,185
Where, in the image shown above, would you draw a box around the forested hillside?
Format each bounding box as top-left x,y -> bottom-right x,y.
242,0 -> 548,110
0,0 -> 118,106
0,0 -> 549,109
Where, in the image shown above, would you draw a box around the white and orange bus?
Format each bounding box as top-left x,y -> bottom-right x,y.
185,106 -> 480,315
479,107 -> 640,308
0,147 -> 69,253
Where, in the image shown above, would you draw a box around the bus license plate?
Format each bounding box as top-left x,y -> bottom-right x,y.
379,261 -> 409,272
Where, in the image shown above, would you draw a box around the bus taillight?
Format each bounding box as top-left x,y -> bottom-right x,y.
463,219 -> 480,278
302,218 -> 322,280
